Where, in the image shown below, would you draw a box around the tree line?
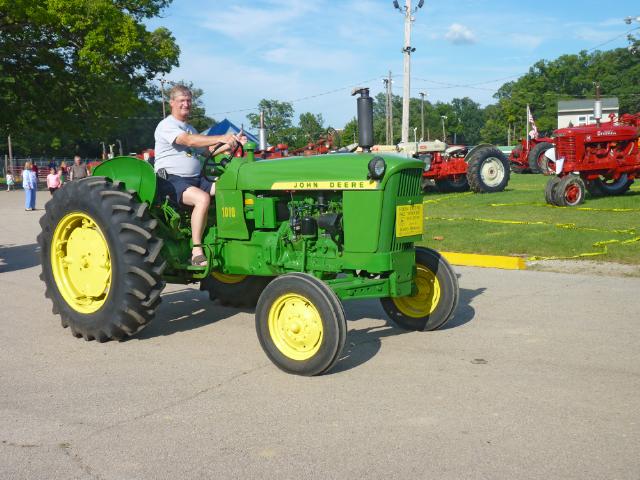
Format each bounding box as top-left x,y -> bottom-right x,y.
2,1 -> 638,157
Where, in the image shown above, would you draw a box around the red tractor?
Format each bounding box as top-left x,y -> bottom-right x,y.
509,136 -> 555,174
544,113 -> 640,206
375,141 -> 510,193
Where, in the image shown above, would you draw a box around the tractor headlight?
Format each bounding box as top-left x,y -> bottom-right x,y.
368,156 -> 386,179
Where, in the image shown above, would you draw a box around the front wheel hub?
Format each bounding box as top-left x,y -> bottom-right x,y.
268,294 -> 323,360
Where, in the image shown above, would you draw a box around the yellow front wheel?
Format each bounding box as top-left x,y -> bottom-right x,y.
255,273 -> 346,376
381,247 -> 459,331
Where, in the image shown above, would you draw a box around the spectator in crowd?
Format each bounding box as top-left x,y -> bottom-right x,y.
22,161 -> 37,210
48,159 -> 57,170
59,161 -> 69,183
46,167 -> 62,195
31,162 -> 39,187
6,172 -> 15,191
69,155 -> 89,180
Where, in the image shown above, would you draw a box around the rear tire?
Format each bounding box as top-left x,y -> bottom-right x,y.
585,175 -> 634,197
553,174 -> 586,207
255,273 -> 346,376
467,146 -> 510,193
434,176 -> 470,193
528,142 -> 553,174
381,247 -> 459,331
37,177 -> 166,341
200,273 -> 272,307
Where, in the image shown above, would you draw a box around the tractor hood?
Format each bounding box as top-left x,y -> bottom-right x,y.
227,153 -> 422,191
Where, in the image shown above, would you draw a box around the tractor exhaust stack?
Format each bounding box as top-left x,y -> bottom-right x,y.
352,87 -> 374,152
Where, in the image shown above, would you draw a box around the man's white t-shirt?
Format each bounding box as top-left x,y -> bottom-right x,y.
154,115 -> 201,177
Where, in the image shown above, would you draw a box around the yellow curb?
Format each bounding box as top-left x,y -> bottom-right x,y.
441,251 -> 526,270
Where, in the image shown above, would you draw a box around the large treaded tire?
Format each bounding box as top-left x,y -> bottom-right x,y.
585,175 -> 634,197
255,273 -> 346,376
200,273 -> 273,307
435,176 -> 470,193
528,142 -> 553,174
37,177 -> 166,341
381,247 -> 459,332
466,146 -> 510,193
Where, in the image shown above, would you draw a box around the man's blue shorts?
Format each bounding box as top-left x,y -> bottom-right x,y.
159,174 -> 213,205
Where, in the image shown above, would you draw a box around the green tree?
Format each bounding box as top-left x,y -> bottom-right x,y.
0,0 -> 180,156
246,99 -> 294,145
297,112 -> 325,145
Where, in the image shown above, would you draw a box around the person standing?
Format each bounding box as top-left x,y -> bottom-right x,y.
22,162 -> 37,210
69,155 -> 89,180
46,167 -> 62,195
6,172 -> 15,191
31,162 -> 40,188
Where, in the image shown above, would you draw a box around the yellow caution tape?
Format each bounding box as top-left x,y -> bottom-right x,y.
489,202 -> 640,213
423,192 -> 473,205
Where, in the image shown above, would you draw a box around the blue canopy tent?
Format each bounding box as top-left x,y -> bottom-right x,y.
201,119 -> 260,145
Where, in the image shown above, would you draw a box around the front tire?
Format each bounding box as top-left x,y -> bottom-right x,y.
466,146 -> 510,193
381,247 -> 459,331
255,273 -> 346,376
37,177 -> 166,341
553,174 -> 586,207
435,175 -> 470,193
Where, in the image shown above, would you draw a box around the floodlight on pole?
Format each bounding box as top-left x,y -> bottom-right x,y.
624,15 -> 640,24
393,0 -> 425,145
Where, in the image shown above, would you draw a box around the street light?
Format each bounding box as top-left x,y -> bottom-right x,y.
393,0 -> 425,144
624,15 -> 640,24
440,115 -> 447,142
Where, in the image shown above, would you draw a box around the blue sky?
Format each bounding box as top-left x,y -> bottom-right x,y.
147,0 -> 639,130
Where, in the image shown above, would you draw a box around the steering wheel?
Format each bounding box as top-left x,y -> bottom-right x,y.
201,140 -> 244,182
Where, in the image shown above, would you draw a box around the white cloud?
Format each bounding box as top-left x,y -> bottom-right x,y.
445,23 -> 476,45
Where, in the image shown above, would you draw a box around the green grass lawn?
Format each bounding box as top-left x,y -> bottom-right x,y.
419,174 -> 640,264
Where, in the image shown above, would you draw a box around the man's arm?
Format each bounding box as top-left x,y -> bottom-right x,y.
174,132 -> 237,149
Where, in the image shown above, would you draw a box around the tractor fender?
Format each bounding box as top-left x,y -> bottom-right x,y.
463,143 -> 498,162
445,145 -> 468,158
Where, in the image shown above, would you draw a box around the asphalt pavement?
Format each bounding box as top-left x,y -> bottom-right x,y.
1,188 -> 639,479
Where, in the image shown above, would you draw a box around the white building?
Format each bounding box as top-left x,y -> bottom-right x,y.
557,98 -> 619,128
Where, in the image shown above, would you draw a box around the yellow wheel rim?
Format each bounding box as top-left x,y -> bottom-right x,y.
392,264 -> 441,318
50,212 -> 111,314
211,271 -> 247,284
268,293 -> 323,361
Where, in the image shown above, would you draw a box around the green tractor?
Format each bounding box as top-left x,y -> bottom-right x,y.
37,89 -> 459,376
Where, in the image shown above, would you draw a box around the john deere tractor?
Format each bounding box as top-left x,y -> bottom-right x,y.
37,88 -> 459,376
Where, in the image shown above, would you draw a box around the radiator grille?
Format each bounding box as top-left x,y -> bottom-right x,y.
556,137 -> 576,163
397,168 -> 422,197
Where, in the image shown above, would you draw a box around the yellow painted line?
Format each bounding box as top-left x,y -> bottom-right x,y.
441,251 -> 526,270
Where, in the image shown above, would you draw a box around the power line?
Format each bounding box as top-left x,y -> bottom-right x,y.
209,77 -> 382,116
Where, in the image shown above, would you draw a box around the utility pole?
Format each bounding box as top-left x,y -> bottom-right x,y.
394,0 -> 424,145
7,134 -> 13,171
159,77 -> 167,118
419,91 -> 427,141
383,74 -> 391,145
440,115 -> 447,142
